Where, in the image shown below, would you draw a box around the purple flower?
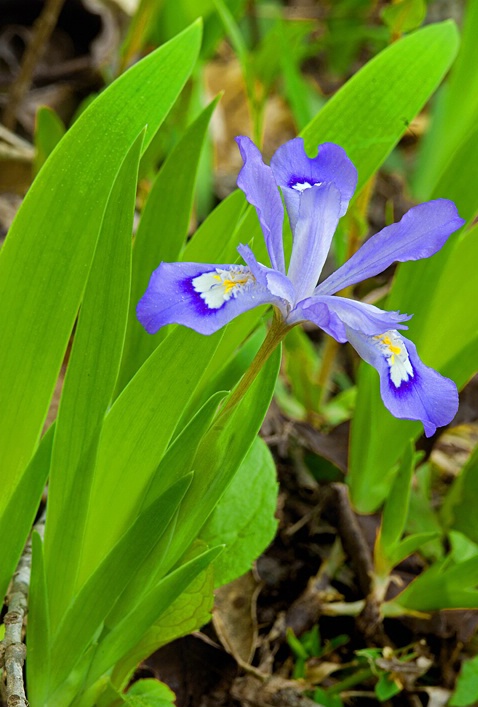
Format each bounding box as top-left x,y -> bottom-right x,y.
137,137 -> 464,437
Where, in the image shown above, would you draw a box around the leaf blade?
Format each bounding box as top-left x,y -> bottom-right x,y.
0,21 -> 202,511
44,131 -> 144,630
301,21 -> 459,192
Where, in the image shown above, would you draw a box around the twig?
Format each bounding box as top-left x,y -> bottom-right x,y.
1,512 -> 46,706
0,123 -> 34,168
0,126 -> 34,154
325,484 -> 390,646
326,484 -> 373,596
3,0 -> 67,130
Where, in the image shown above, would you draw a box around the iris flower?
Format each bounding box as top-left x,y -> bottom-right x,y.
137,137 -> 464,436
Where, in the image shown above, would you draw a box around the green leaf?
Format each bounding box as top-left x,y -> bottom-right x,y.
448,531 -> 478,564
0,20 -> 202,513
184,305 -> 267,421
405,465 -> 443,562
436,556 -> 478,591
213,0 -> 251,96
48,476 -> 193,696
388,532 -> 438,568
44,131 -> 143,631
404,226 -> 478,356
147,392 -> 227,506
110,544 -> 215,691
414,1 -> 478,201
450,654 -> 478,707
200,436 -> 278,586
160,346 -> 281,573
375,672 -> 401,701
84,546 -> 222,691
0,424 -> 53,603
301,21 -> 459,194
112,341 -> 280,621
381,0 -> 426,36
181,189 -> 247,263
182,324 -> 266,433
431,122 -> 478,223
441,0 -> 478,147
105,392 -> 226,629
75,326 -> 223,587
118,98 -> 220,390
313,688 -> 344,707
125,679 -> 176,707
440,450 -> 478,536
100,679 -> 176,707
283,325 -> 321,417
262,19 -> 320,131
380,443 -> 414,551
26,533 -> 51,707
33,106 -> 65,175
390,555 -> 478,612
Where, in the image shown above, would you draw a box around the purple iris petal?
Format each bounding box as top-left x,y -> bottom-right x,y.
316,199 -> 465,296
137,261 -> 285,335
346,328 -> 459,437
235,136 -> 285,273
287,183 -> 342,302
137,135 -> 463,438
270,138 -> 358,230
290,295 -> 411,343
237,243 -> 296,309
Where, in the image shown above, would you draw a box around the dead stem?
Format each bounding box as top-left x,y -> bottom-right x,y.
3,0 -> 67,129
0,511 -> 46,707
326,484 -> 391,647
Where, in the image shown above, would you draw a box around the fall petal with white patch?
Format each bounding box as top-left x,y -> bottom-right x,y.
192,266 -> 256,309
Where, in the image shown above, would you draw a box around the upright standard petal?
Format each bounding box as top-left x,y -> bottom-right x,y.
346,328 -> 458,437
290,295 -> 411,342
235,136 -> 285,273
270,138 -> 358,230
287,183 -> 342,302
316,199 -> 465,296
137,261 -> 287,335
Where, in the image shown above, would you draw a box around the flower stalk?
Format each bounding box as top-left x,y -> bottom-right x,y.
218,309 -> 291,419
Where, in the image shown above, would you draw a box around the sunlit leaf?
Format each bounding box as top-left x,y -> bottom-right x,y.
200,436 -> 278,586
0,21 -> 202,513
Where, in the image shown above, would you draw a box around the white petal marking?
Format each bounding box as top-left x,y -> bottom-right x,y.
374,331 -> 414,387
192,266 -> 256,310
291,180 -> 323,193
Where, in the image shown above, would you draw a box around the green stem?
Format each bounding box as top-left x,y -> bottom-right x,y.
327,667 -> 373,695
218,310 -> 290,420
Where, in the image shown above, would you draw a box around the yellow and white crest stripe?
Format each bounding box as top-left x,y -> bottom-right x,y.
192,266 -> 256,309
374,331 -> 414,387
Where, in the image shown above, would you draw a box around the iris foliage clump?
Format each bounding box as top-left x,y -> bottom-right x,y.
1,1 -> 478,706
